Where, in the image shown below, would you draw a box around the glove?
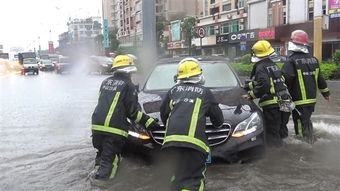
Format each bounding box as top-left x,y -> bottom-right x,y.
147,118 -> 160,131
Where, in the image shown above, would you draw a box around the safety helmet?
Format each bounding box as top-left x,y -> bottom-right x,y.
177,58 -> 202,79
112,55 -> 137,73
290,30 -> 309,46
252,40 -> 275,58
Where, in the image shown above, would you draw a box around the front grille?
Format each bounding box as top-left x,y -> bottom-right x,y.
151,123 -> 231,147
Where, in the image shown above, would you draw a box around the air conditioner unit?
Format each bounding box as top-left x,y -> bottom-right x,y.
239,24 -> 244,31
227,14 -> 232,19
240,18 -> 244,23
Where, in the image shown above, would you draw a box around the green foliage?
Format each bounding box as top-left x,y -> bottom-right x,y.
320,63 -> 338,80
332,50 -> 340,65
241,54 -> 251,64
231,63 -> 254,76
109,30 -> 120,52
182,17 -> 197,55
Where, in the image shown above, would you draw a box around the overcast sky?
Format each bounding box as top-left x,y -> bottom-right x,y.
0,0 -> 102,52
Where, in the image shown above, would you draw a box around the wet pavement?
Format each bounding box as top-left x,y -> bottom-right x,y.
1,72 -> 340,191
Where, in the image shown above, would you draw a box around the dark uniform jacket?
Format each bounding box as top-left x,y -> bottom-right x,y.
160,83 -> 224,154
245,58 -> 288,108
92,72 -> 155,138
282,52 -> 330,106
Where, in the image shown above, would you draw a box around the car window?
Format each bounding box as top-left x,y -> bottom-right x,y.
144,62 -> 238,91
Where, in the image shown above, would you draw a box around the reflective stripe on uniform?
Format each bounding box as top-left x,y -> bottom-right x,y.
145,118 -> 155,128
189,98 -> 202,137
199,165 -> 207,191
135,111 -> 143,123
297,119 -> 303,138
259,96 -> 278,107
297,69 -> 307,100
269,78 -> 276,94
163,135 -> 210,153
92,125 -> 128,137
294,99 -> 316,106
104,92 -> 121,127
315,68 -> 319,84
169,100 -> 174,110
320,88 -> 329,93
248,82 -> 254,90
109,154 -> 120,179
249,90 -> 256,99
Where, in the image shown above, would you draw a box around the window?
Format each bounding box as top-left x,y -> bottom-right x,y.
308,7 -> 313,21
283,12 -> 287,24
210,0 -> 215,4
323,5 -> 326,15
79,25 -> 84,28
223,3 -> 231,11
221,22 -> 230,34
283,0 -> 286,6
268,14 -> 272,27
210,7 -> 219,15
231,21 -> 239,32
205,25 -> 215,36
238,0 -> 246,8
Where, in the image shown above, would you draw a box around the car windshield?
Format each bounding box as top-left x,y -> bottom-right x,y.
42,60 -> 52,64
144,62 -> 239,91
23,59 -> 36,64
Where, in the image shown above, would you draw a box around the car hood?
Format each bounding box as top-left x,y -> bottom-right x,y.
138,87 -> 259,127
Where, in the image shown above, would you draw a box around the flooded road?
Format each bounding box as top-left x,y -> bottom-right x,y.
1,72 -> 339,191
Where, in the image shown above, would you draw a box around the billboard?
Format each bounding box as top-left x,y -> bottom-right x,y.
103,19 -> 109,48
171,20 -> 181,42
329,0 -> 340,19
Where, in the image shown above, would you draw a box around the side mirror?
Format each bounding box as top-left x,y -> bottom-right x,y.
173,75 -> 178,83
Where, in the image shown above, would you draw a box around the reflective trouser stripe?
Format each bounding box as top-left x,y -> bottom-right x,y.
92,125 -> 128,137
294,99 -> 316,106
297,119 -> 303,138
249,90 -> 256,99
320,88 -> 329,93
248,82 -> 254,90
145,118 -> 155,128
135,111 -> 143,123
199,165 -> 206,191
163,135 -> 210,153
259,97 -> 278,107
182,189 -> 190,191
109,154 -> 120,179
189,98 -> 202,137
104,92 -> 121,127
297,70 -> 307,100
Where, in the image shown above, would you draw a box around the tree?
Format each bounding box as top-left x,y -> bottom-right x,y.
109,30 -> 120,52
94,34 -> 104,55
181,17 -> 197,56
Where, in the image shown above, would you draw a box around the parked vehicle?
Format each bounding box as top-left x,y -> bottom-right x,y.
87,56 -> 113,74
125,56 -> 265,162
39,59 -> 54,71
54,57 -> 70,74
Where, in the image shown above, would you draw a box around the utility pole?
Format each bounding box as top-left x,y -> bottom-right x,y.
313,0 -> 323,61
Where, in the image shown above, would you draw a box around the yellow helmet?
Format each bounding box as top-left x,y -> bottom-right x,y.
112,55 -> 134,69
177,58 -> 202,79
252,40 -> 275,58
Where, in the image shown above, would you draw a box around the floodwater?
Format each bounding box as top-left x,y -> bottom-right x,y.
0,72 -> 339,191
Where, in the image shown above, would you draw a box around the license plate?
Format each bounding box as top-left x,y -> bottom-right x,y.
206,151 -> 212,164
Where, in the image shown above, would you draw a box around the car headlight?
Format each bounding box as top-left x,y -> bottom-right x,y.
232,112 -> 263,138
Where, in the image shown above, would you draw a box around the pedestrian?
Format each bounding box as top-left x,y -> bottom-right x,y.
90,55 -> 159,182
282,30 -> 330,144
243,40 -> 293,147
159,58 -> 224,191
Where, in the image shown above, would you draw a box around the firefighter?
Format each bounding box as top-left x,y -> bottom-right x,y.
282,30 -> 330,144
159,58 -> 224,191
243,40 -> 293,147
90,55 -> 159,182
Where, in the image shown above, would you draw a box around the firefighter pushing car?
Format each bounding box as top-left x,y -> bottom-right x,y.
282,30 -> 330,144
90,55 -> 159,182
243,40 -> 294,147
159,58 -> 224,190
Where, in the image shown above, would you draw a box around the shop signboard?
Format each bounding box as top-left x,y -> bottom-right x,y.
171,20 -> 181,42
329,0 -> 340,19
228,29 -> 258,43
258,28 -> 276,40
167,41 -> 184,50
216,34 -> 229,44
103,19 -> 109,48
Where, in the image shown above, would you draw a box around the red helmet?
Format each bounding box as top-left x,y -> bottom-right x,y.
290,30 -> 309,46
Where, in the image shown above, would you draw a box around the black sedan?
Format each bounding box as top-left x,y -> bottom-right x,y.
126,57 -> 265,162
87,56 -> 113,74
